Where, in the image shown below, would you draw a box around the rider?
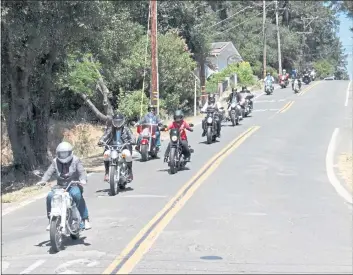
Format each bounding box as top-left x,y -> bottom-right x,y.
292,72 -> 302,90
98,113 -> 134,182
264,72 -> 275,92
164,110 -> 194,162
135,105 -> 162,151
38,142 -> 91,231
239,86 -> 254,110
291,68 -> 298,80
201,93 -> 222,138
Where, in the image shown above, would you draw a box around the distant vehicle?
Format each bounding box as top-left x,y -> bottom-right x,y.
324,76 -> 335,80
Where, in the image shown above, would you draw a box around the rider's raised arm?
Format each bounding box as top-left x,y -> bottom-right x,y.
99,116 -> 113,143
75,158 -> 87,184
41,160 -> 56,183
201,102 -> 208,113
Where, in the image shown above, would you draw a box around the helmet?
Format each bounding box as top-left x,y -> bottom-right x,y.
283,69 -> 286,73
148,105 -> 156,112
112,113 -> 125,128
242,86 -> 247,90
173,110 -> 184,122
232,87 -> 237,92
267,72 -> 271,76
56,142 -> 73,164
208,93 -> 216,104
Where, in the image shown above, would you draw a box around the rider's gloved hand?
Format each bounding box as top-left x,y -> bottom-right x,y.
36,181 -> 47,186
80,180 -> 87,185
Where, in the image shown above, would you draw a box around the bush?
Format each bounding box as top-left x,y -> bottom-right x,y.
313,60 -> 334,79
118,90 -> 148,122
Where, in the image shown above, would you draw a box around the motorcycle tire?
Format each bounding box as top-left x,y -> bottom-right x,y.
169,147 -> 178,174
50,216 -> 63,253
231,113 -> 236,126
140,144 -> 149,162
109,166 -> 117,196
206,127 -> 212,144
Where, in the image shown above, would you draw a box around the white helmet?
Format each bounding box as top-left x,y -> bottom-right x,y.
56,142 -> 73,164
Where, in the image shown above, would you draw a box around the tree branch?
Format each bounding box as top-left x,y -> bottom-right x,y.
78,93 -> 108,122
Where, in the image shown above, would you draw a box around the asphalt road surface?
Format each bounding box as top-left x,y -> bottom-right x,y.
2,80 -> 352,274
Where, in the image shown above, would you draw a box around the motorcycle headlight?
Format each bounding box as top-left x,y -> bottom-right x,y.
207,117 -> 213,123
231,103 -> 236,108
51,195 -> 62,209
111,150 -> 118,159
171,135 -> 178,142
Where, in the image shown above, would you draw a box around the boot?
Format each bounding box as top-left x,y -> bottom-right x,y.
127,162 -> 133,182
104,161 -> 109,181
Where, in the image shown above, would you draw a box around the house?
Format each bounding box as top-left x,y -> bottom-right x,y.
206,42 -> 243,79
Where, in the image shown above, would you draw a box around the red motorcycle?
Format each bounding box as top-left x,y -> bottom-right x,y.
136,122 -> 160,162
279,74 -> 289,88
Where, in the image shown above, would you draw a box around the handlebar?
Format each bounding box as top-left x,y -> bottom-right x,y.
98,141 -> 130,149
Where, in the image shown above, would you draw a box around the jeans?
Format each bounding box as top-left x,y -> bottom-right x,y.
164,140 -> 191,158
46,186 -> 89,220
137,130 -> 161,147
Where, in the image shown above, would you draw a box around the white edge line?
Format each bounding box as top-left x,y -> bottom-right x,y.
20,259 -> 46,274
2,173 -> 95,217
326,128 -> 353,204
344,81 -> 351,107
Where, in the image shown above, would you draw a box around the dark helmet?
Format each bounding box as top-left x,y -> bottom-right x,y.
232,87 -> 237,92
242,86 -> 247,90
208,93 -> 216,104
112,113 -> 125,128
148,105 -> 156,112
173,110 -> 184,122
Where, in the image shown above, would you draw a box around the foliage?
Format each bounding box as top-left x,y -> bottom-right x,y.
58,53 -> 101,96
118,90 -> 148,122
312,60 -> 335,78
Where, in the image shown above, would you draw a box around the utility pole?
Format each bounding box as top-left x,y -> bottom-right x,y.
262,0 -> 267,79
150,0 -> 159,114
275,0 -> 282,74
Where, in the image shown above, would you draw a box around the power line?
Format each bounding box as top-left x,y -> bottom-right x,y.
215,2 -> 274,36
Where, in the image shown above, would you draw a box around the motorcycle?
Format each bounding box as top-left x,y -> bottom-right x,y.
227,100 -> 241,126
203,107 -> 223,144
100,141 -> 130,196
162,124 -> 194,174
41,181 -> 83,253
303,73 -> 311,84
279,75 -> 288,88
265,80 -> 273,95
136,119 -> 161,162
293,79 -> 300,93
310,71 -> 316,81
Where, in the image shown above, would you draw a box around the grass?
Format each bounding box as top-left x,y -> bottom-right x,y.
2,185 -> 48,203
337,153 -> 353,192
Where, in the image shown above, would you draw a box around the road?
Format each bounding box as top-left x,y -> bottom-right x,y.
1,80 -> 352,274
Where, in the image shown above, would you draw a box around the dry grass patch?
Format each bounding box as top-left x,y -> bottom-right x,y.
337,153 -> 353,192
2,185 -> 48,203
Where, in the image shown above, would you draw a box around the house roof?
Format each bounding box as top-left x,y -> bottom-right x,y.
209,42 -> 231,56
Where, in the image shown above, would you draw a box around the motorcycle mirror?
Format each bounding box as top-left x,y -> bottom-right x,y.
189,123 -> 194,127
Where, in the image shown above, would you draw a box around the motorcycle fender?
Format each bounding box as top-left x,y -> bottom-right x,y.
140,139 -> 149,145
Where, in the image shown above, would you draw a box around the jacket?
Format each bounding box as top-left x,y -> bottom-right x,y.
201,101 -> 222,113
41,156 -> 87,187
138,113 -> 162,125
99,117 -> 134,146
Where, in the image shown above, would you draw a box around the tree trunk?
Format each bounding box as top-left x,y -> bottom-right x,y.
96,78 -> 114,116
78,93 -> 108,122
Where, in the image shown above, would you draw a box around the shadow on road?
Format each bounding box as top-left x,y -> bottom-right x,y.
95,187 -> 134,196
34,236 -> 91,254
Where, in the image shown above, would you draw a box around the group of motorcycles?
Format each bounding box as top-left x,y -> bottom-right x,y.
279,70 -> 316,94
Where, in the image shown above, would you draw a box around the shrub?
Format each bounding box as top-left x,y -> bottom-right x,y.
313,60 -> 334,79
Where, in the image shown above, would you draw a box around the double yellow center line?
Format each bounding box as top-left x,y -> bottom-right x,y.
103,126 -> 260,274
277,101 -> 295,113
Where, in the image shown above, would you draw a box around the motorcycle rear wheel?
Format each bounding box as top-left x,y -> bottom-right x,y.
140,144 -> 149,162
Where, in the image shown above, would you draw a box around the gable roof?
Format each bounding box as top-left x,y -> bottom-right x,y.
209,42 -> 231,56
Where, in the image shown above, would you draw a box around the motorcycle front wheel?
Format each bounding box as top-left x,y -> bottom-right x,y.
169,147 -> 178,174
206,127 -> 212,144
109,166 -> 118,196
50,216 -> 63,253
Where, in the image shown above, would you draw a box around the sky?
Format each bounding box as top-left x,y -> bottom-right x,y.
338,13 -> 353,79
